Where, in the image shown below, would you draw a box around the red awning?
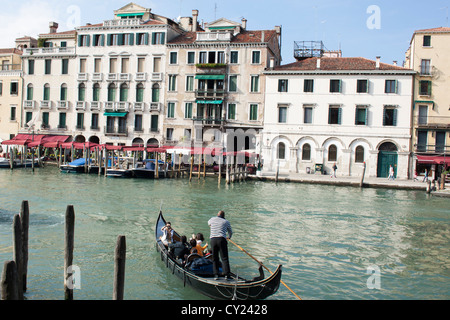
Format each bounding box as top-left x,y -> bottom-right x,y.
28,135 -> 70,148
417,155 -> 450,165
1,134 -> 46,146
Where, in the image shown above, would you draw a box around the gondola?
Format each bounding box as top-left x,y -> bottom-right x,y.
155,211 -> 282,300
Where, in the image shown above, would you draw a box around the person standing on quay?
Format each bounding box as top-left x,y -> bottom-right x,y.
388,165 -> 395,180
331,163 -> 338,178
208,210 -> 233,280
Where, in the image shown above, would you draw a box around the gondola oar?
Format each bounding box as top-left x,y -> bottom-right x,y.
228,238 -> 302,300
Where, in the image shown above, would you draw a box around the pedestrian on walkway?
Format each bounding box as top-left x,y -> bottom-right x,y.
423,169 -> 429,182
388,165 -> 395,180
208,210 -> 233,280
331,163 -> 337,178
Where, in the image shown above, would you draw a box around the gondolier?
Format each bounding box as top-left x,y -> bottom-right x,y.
208,210 -> 233,280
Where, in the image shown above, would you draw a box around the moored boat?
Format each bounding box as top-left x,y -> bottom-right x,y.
60,158 -> 88,173
132,159 -> 168,179
155,211 -> 282,300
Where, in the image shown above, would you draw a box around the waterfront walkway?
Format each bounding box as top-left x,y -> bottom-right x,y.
251,171 -> 446,193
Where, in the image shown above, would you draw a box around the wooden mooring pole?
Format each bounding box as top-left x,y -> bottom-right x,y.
64,205 -> 75,300
13,214 -> 24,300
1,261 -> 19,300
113,235 -> 126,300
20,201 -> 29,293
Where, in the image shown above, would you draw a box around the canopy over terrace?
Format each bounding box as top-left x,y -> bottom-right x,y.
417,155 -> 450,165
1,134 -> 70,147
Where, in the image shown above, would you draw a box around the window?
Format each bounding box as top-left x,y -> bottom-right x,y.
45,60 -> 51,74
229,75 -> 238,92
76,113 -> 84,130
328,145 -> 337,162
186,76 -> 194,92
10,82 -> 18,95
187,52 -> 195,64
169,52 -> 178,64
93,34 -> 105,47
152,84 -> 160,102
385,80 -> 398,93
151,115 -> 159,132
302,144 -> 311,161
0,81 -> 2,96
417,131 -> 428,152
43,84 -> 50,101
58,112 -> 67,129
78,84 -> 85,101
137,58 -> 145,73
151,32 -> 165,45
136,33 -> 149,45
62,59 -> 69,75
230,51 -> 238,64
277,142 -> 286,160
93,84 -> 100,102
79,59 -> 87,73
10,106 -> 16,121
119,83 -> 128,102
166,128 -> 174,140
330,79 -> 342,93
419,80 -> 432,96
418,105 -> 428,125
134,114 -> 143,131
167,102 -> 175,118
42,112 -> 49,128
136,84 -> 144,102
121,58 -> 129,73
423,35 -> 431,47
94,58 -> 101,73
357,80 -> 368,93
228,103 -> 236,120
303,106 -> 313,124
355,106 -> 368,125
91,113 -> 99,129
60,84 -> 67,101
383,106 -> 397,126
199,52 -> 207,64
28,60 -> 35,75
250,76 -> 259,92
26,112 -> 33,126
420,60 -> 431,75
251,51 -> 261,64
355,146 -> 365,163
27,84 -> 33,100
328,105 -> 342,125
185,102 -> 193,119
217,51 -> 225,64
78,35 -> 90,47
108,83 -> 116,102
249,104 -> 258,121
304,79 -> 314,93
278,79 -> 288,92
168,75 -> 177,91
278,105 -> 287,123
109,58 -> 117,73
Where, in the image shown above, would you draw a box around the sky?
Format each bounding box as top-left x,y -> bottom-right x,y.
0,0 -> 449,66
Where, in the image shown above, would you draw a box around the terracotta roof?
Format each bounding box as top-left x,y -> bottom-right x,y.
271,57 -> 411,72
168,29 -> 276,45
39,30 -> 76,37
415,27 -> 450,33
0,48 -> 23,55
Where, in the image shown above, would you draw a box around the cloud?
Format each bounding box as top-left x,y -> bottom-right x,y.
0,0 -> 60,48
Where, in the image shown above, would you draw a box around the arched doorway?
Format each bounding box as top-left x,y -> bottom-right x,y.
89,136 -> 100,144
74,135 -> 86,143
377,142 -> 398,178
147,138 -> 159,147
132,138 -> 144,147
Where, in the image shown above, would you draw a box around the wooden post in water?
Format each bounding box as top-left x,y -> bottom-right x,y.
113,235 -> 126,300
360,162 -> 367,188
1,261 -> 19,300
12,214 -> 23,300
20,201 -> 29,293
218,153 -> 222,185
31,148 -> 35,172
198,154 -> 201,180
64,205 -> 75,300
189,155 -> 194,182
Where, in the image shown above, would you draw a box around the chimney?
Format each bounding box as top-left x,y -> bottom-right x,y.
192,10 -> 199,32
241,18 -> 247,29
376,56 -> 381,69
393,61 -> 397,66
269,57 -> 275,70
316,58 -> 321,69
49,22 -> 58,34
261,31 -> 265,43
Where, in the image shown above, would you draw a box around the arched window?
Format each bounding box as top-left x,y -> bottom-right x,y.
27,84 -> 33,100
43,84 -> 50,101
152,83 -> 160,102
93,83 -> 100,102
119,83 -> 128,102
277,142 -> 286,160
78,83 -> 86,101
136,83 -> 144,102
355,146 -> 365,163
328,144 -> 337,162
60,83 -> 67,101
302,143 -> 311,161
108,83 -> 116,102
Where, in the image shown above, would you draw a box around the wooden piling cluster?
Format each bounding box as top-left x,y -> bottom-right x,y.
0,201 -> 127,300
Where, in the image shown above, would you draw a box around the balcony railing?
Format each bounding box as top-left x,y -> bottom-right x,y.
78,73 -> 88,81
193,116 -> 225,126
414,116 -> 450,129
76,101 -> 87,110
196,32 -> 232,42
24,101 -> 36,110
420,65 -> 432,76
104,102 -> 130,112
195,90 -> 225,99
136,72 -> 147,81
119,73 -> 131,81
90,101 -> 102,111
415,144 -> 450,154
150,102 -> 161,112
40,101 -> 52,109
151,73 -> 162,81
92,73 -> 103,81
24,47 -> 76,56
57,101 -> 69,110
133,102 -> 146,112
104,126 -> 128,136
1,64 -> 21,71
103,18 -> 142,27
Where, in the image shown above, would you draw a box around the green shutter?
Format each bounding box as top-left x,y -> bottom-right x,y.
101,34 -> 105,46
86,35 -> 90,47
393,109 -> 398,126
107,34 -> 112,46
144,33 -> 149,45
338,107 -> 342,124
129,33 -> 134,45
78,35 -> 82,47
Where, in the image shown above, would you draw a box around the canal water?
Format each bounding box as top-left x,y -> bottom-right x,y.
0,166 -> 449,300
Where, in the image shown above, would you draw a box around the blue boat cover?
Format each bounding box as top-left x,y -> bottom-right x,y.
69,158 -> 87,166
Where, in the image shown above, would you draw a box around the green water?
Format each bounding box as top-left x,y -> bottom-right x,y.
0,166 -> 449,300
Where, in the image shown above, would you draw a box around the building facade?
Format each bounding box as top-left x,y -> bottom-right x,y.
165,12 -> 282,152
405,27 -> 450,179
262,56 -> 415,179
0,48 -> 24,142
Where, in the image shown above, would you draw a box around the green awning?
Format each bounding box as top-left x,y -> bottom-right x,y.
196,100 -> 223,105
117,13 -> 145,17
208,26 -> 235,30
195,75 -> 225,80
104,112 -> 128,117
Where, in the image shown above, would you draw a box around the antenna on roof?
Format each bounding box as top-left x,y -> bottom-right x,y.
214,3 -> 218,20
441,6 -> 449,27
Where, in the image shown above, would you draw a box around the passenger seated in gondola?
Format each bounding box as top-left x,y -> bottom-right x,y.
189,237 -> 207,257
160,222 -> 174,247
195,233 -> 209,255
168,235 -> 190,263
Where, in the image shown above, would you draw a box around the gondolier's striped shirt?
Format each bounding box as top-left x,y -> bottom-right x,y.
208,216 -> 233,239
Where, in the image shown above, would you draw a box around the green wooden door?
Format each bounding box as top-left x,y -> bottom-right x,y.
377,151 -> 398,178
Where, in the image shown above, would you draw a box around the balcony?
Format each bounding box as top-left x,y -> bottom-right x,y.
104,102 -> 130,112
24,101 -> 36,110
40,101 -> 52,110
136,72 -> 147,81
92,73 -> 103,81
103,18 -> 142,27
133,102 -> 146,112
24,47 -> 76,56
107,73 -> 118,81
57,101 -> 69,110
414,115 -> 450,129
150,102 -> 161,112
193,116 -> 225,126
195,89 -> 225,99
76,101 -> 87,111
104,126 -> 128,136
415,144 -> 450,154
151,73 -> 162,81
78,73 -> 88,81
420,65 -> 432,76
90,101 -> 102,111
196,32 -> 232,42
119,73 -> 131,81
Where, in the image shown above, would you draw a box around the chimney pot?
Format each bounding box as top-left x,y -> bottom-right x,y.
241,18 -> 247,29
49,21 -> 58,34
316,58 -> 321,69
192,10 -> 199,32
376,56 -> 381,69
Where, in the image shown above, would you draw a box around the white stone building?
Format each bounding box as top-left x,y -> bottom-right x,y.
262,56 -> 415,179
